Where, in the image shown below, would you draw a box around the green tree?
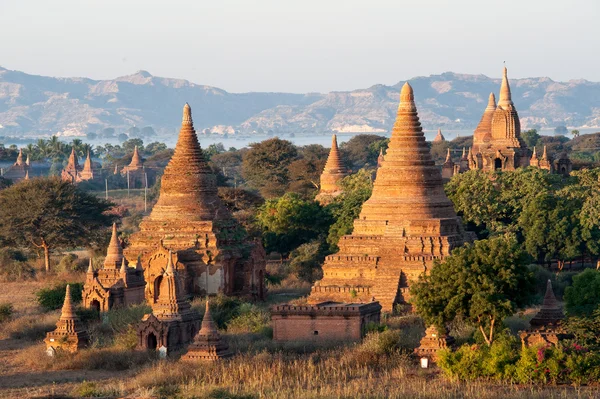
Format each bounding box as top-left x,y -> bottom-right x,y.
0,178 -> 115,271
521,129 -> 541,148
326,169 -> 373,249
411,235 -> 534,346
564,269 -> 600,316
145,142 -> 167,155
288,240 -> 327,283
242,138 -> 298,198
123,138 -> 144,153
571,129 -> 580,138
340,134 -> 387,169
257,193 -> 332,256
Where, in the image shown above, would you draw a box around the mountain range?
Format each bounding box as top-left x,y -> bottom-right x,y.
1,66 -> 600,136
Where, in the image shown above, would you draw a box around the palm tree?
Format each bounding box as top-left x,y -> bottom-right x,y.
71,139 -> 84,157
36,139 -> 50,159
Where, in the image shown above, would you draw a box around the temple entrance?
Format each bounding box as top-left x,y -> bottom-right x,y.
154,276 -> 163,303
147,333 -> 157,350
90,299 -> 101,313
494,158 -> 502,170
561,166 -> 567,175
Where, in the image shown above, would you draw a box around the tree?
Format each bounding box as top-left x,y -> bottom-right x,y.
128,126 -> 141,138
145,142 -> 167,155
0,178 -> 116,271
411,235 -> 534,346
326,169 -> 373,249
242,138 -> 298,198
521,129 -> 541,148
555,125 -> 568,135
123,138 -> 144,153
340,134 -> 387,169
257,193 -> 332,256
288,240 -> 327,283
571,129 -> 580,138
564,269 -> 600,316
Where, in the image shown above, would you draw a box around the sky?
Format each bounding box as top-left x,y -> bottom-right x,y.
0,0 -> 598,93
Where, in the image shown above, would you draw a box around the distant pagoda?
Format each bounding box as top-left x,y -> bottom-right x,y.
121,146 -> 151,188
61,148 -> 99,183
309,83 -> 473,311
124,104 -> 266,303
433,128 -> 445,143
4,149 -> 30,181
315,134 -> 349,204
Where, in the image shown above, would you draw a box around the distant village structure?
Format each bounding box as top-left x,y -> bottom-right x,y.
271,301 -> 381,342
315,134 -> 349,204
443,67 -> 572,176
124,103 -> 266,304
3,149 -> 30,181
309,83 -> 474,311
61,148 -> 99,183
137,251 -> 201,353
45,285 -> 89,354
82,223 -> 146,312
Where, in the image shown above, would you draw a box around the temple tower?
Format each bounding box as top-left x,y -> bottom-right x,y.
125,104 -> 266,302
121,146 -> 150,188
181,301 -> 232,361
45,285 -> 89,353
4,149 -> 31,181
433,128 -> 445,143
80,150 -> 95,180
309,83 -> 473,311
441,148 -> 454,180
61,148 -> 97,183
315,134 -> 349,204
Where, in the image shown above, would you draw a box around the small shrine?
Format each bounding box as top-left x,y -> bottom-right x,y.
45,285 -> 89,354
181,301 -> 232,361
414,325 -> 455,362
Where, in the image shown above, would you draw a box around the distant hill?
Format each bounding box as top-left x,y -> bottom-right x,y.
1,67 -> 600,136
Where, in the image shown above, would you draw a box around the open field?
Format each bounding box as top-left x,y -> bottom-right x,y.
1,275 -> 600,399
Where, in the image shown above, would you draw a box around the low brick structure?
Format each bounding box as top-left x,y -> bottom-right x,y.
414,325 -> 455,362
271,301 -> 381,342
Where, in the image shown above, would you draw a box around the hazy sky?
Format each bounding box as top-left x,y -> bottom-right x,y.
0,0 -> 598,93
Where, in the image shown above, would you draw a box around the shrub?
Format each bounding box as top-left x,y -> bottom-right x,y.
564,269 -> 600,316
36,282 -> 83,311
74,381 -> 121,398
226,303 -> 271,335
0,302 -> 14,323
3,312 -> 57,340
56,253 -> 88,273
0,247 -> 35,281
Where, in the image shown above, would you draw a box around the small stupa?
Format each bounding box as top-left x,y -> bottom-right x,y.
45,285 -> 89,353
4,149 -> 30,182
121,146 -> 150,188
441,148 -> 454,180
433,128 -> 445,143
377,148 -> 385,168
181,301 -> 232,361
315,134 -> 349,204
519,280 -> 571,347
414,325 -> 455,361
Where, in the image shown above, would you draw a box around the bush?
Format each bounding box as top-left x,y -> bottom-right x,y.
0,247 -> 35,281
56,253 -> 88,273
226,303 -> 271,336
36,282 -> 83,311
528,264 -> 576,302
564,269 -> 600,316
0,302 -> 14,323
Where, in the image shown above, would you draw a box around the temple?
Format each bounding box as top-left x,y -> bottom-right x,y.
45,285 -> 89,354
3,149 -> 30,181
121,146 -> 151,188
519,280 -> 572,347
137,251 -> 201,353
315,134 -> 349,204
414,325 -> 455,361
309,83 -> 473,311
433,128 -> 445,143
61,148 -> 99,183
181,301 -> 232,361
82,223 -> 146,311
124,103 -> 266,303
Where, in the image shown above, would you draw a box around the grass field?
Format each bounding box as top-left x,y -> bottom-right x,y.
1,272 -> 600,399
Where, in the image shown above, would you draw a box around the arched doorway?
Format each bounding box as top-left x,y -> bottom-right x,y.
561,166 -> 567,175
494,158 -> 502,170
154,276 -> 163,303
147,333 -> 157,350
90,299 -> 101,314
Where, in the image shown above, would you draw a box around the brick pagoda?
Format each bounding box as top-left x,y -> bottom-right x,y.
315,134 -> 349,205
125,103 -> 266,303
414,325 -> 455,361
45,285 -> 89,353
309,83 -> 472,311
181,301 -> 232,361
433,128 -> 445,143
4,149 -> 30,181
82,223 -> 146,311
61,148 -> 98,183
121,146 -> 150,188
137,251 -> 201,353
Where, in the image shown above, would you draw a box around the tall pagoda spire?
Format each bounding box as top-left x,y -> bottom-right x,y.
473,92 -> 497,151
530,280 -> 564,327
356,82 -> 461,228
82,150 -> 93,177
542,145 -> 548,161
129,146 -> 143,169
45,284 -> 89,352
498,66 -> 514,109
377,148 -> 385,168
104,223 -> 125,269
444,148 -> 452,163
433,128 -> 445,143
15,149 -> 24,166
67,147 -> 79,169
148,103 -> 223,221
25,153 -> 30,166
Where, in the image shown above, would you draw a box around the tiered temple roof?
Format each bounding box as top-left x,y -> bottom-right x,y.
181,301 -> 232,361
309,83 -> 473,311
530,279 -> 564,327
125,104 -> 266,302
315,134 -> 349,204
45,285 -> 89,353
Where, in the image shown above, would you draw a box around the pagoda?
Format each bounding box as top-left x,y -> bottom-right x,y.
137,251 -> 201,353
309,83 -> 473,311
433,128 -> 445,143
315,134 -> 349,205
414,325 -> 455,361
181,301 -> 232,361
45,285 -> 89,353
121,146 -> 149,188
4,149 -> 30,181
520,280 -> 571,347
124,104 -> 266,303
61,148 -> 98,183
82,223 -> 146,311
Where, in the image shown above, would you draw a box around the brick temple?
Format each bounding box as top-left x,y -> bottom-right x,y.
45,285 -> 89,353
315,134 -> 349,205
82,223 -> 146,311
3,149 -> 30,181
309,83 -> 473,311
124,103 -> 266,303
61,148 -> 99,183
271,301 -> 381,342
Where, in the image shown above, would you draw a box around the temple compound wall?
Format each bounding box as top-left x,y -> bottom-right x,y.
271,301 -> 381,342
